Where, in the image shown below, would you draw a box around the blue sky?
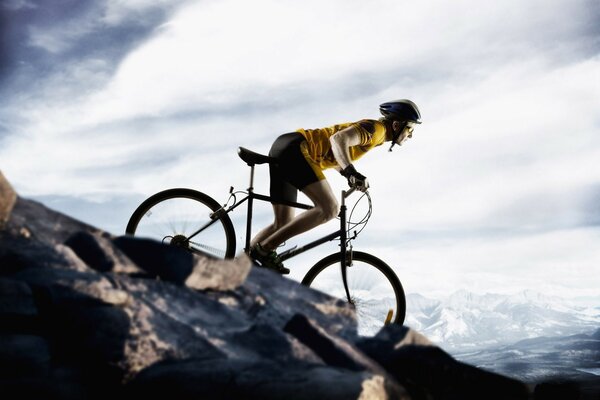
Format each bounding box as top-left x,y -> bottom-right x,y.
1,0 -> 599,299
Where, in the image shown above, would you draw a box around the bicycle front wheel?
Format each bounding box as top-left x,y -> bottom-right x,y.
301,251 -> 406,336
126,188 -> 236,259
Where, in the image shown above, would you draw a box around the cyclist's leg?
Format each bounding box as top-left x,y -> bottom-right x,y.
255,132 -> 337,252
250,204 -> 294,247
260,179 -> 338,251
251,142 -> 298,247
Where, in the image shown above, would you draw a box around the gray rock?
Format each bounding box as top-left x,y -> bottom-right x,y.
284,313 -> 387,374
0,170 -> 17,230
357,324 -> 530,399
113,235 -> 251,290
65,231 -> 122,273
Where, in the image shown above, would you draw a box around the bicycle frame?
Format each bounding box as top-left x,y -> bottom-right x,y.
187,162 -> 356,302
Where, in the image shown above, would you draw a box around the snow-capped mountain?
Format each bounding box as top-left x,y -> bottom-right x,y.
404,290 -> 600,351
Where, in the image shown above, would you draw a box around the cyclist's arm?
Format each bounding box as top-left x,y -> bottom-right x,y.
330,126 -> 362,169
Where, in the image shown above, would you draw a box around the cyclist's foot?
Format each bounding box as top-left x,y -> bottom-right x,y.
249,243 -> 290,275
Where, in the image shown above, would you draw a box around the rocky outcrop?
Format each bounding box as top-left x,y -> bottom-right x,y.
0,171 -> 567,399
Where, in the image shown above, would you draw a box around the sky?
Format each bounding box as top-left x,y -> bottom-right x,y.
1,0 -> 599,300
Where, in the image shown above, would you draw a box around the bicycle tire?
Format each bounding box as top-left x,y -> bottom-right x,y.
126,188 -> 236,259
301,251 -> 406,335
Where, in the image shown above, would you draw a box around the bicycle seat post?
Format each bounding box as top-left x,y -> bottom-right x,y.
236,146 -> 278,253
243,164 -> 256,253
248,164 -> 255,192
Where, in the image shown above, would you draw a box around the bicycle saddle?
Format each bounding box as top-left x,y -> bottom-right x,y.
238,147 -> 277,166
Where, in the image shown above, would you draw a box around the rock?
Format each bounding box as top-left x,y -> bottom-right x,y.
3,194 -> 99,245
284,313 -> 409,398
125,357 -> 407,400
240,267 -> 358,341
534,380 -> 581,400
357,324 -> 530,400
0,171 -> 17,230
183,253 -> 251,291
65,231 -> 144,275
0,278 -> 38,333
0,334 -> 50,378
284,313 -> 387,374
113,236 -> 251,290
65,231 -> 120,272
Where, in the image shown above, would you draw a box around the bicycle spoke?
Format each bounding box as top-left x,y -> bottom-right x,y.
302,252 -> 405,336
188,240 -> 226,258
127,190 -> 235,259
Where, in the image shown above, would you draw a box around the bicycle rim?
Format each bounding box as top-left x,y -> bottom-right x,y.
126,189 -> 236,259
302,251 -> 406,336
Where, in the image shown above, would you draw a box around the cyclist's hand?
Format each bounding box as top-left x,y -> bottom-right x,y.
340,164 -> 370,192
348,174 -> 369,191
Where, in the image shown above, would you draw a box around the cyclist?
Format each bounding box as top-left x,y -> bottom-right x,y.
250,99 -> 422,274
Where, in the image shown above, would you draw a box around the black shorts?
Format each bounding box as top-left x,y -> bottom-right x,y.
268,132 -> 320,204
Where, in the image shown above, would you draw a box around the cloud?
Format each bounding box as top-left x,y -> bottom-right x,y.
0,0 -> 36,11
377,226 -> 600,299
61,0 -> 597,123
2,0 -> 598,196
0,0 -> 599,297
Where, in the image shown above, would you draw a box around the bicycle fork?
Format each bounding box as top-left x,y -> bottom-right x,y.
339,189 -> 353,305
339,189 -> 393,326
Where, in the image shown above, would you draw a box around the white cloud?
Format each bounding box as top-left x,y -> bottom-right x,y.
73,0 -> 597,124
365,57 -> 600,231
373,227 -> 600,299
1,0 -> 599,298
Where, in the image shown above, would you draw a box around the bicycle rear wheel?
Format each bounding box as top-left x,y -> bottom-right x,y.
301,251 -> 406,336
126,188 -> 236,259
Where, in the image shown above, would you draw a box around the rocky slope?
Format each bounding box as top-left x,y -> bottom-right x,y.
0,171 -> 591,399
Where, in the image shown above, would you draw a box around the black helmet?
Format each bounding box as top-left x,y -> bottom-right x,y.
379,99 -> 422,124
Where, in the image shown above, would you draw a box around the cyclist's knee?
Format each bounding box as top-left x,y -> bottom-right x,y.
320,201 -> 339,222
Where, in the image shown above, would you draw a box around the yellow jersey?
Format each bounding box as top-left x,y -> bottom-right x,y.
296,119 -> 388,179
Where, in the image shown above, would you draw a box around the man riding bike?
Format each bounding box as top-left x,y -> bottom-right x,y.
250,99 -> 422,274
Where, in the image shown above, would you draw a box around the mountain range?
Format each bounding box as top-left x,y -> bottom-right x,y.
403,290 -> 600,384
454,328 -> 600,384
404,290 -> 600,351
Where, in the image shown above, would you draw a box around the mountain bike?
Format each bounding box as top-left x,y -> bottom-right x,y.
126,147 -> 406,335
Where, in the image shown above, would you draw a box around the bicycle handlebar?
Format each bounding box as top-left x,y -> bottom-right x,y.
343,187 -> 370,199
343,187 -> 357,199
